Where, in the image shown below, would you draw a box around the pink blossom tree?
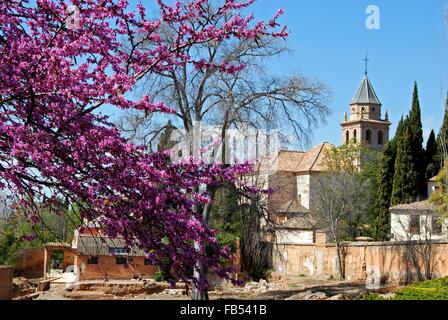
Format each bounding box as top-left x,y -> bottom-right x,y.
0,0 -> 286,298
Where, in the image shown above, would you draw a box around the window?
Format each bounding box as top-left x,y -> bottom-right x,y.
353,129 -> 357,143
345,131 -> 349,144
366,129 -> 372,144
87,256 -> 98,265
409,215 -> 420,235
115,257 -> 127,265
432,217 -> 443,235
378,131 -> 384,145
372,107 -> 375,112
109,247 -> 127,255
144,258 -> 151,266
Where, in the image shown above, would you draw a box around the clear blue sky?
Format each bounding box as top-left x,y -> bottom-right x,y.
249,0 -> 448,148
123,0 -> 448,148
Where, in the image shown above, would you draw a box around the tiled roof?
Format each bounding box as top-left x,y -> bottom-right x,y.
277,199 -> 309,214
351,75 -> 381,105
390,200 -> 436,212
278,215 -> 317,230
75,235 -> 146,256
275,142 -> 333,173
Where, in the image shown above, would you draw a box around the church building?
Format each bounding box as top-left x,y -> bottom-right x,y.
341,73 -> 391,149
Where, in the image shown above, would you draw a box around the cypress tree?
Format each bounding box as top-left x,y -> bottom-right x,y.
407,82 -> 425,198
425,130 -> 438,182
374,140 -> 396,240
436,93 -> 448,169
392,126 -> 419,204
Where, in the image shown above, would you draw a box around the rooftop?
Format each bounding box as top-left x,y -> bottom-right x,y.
272,142 -> 333,173
351,75 -> 381,106
390,200 -> 436,212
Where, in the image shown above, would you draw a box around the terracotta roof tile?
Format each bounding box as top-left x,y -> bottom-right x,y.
390,200 -> 436,211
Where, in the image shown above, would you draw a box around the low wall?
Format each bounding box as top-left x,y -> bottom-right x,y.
0,266 -> 13,300
273,240 -> 448,285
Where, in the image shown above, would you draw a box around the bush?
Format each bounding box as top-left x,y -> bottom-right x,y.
362,277 -> 448,300
394,278 -> 448,300
361,292 -> 384,300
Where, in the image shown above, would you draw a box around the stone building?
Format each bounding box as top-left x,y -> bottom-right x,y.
250,142 -> 332,244
341,73 -> 391,149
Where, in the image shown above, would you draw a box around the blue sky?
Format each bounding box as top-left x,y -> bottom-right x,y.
248,0 -> 448,148
122,0 -> 448,149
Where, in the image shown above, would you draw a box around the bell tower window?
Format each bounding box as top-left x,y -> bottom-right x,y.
353,129 -> 357,143
366,129 -> 372,144
378,130 -> 384,145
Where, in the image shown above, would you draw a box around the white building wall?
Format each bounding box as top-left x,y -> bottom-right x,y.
296,174 -> 311,209
391,212 -> 448,241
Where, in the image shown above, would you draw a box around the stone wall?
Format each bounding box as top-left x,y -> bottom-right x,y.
0,266 -> 13,300
273,235 -> 448,285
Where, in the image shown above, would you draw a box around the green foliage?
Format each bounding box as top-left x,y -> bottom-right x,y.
436,93 -> 448,167
407,82 -> 425,197
425,130 -> 438,182
392,126 -> 419,204
210,183 -> 243,241
362,278 -> 448,300
321,142 -> 381,239
0,206 -> 80,265
394,277 -> 448,300
429,162 -> 448,218
153,267 -> 166,282
361,292 -> 385,300
374,141 -> 396,240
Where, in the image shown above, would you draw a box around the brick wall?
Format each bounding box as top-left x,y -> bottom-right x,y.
76,255 -> 157,280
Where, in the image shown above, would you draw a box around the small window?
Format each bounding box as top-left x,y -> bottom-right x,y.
372,107 -> 375,112
87,256 -> 99,265
353,129 -> 357,143
366,129 -> 372,144
115,257 -> 127,265
432,217 -> 443,235
378,131 -> 384,145
345,131 -> 350,144
109,247 -> 127,255
409,215 -> 420,235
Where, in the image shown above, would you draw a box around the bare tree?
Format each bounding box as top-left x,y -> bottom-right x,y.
311,172 -> 370,279
119,5 -> 330,153
392,210 -> 445,281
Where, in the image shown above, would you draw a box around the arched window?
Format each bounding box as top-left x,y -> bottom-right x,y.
366,129 -> 372,144
353,129 -> 357,143
378,130 -> 384,145
345,131 -> 350,144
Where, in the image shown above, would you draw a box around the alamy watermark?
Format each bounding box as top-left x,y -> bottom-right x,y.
365,5 -> 381,30
166,122 -> 281,175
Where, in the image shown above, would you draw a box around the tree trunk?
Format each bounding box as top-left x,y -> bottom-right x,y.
190,185 -> 217,300
335,241 -> 345,280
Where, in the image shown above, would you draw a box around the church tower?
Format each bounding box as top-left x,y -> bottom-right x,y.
341,71 -> 391,149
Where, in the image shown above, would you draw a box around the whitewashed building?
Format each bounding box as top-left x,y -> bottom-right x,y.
390,176 -> 448,241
